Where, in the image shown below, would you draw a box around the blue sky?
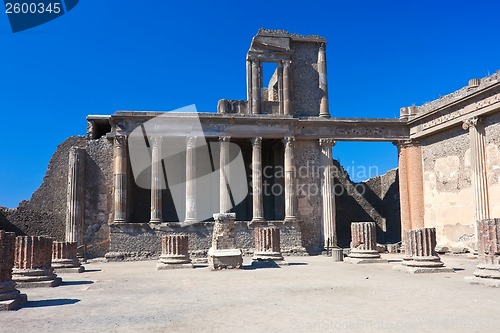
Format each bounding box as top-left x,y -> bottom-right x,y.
1,0 -> 499,208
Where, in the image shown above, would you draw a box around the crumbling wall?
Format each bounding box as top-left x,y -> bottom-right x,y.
0,136 -> 86,240
291,41 -> 321,117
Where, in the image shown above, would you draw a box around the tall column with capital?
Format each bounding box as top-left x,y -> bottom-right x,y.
318,43 -> 330,118
319,138 -> 337,249
251,59 -> 261,114
463,117 -> 490,245
284,137 -> 297,222
185,136 -> 197,223
66,146 -> 85,244
246,58 -> 252,110
251,137 -> 264,222
150,136 -> 163,223
283,60 -> 292,115
113,135 -> 128,223
219,136 -> 232,213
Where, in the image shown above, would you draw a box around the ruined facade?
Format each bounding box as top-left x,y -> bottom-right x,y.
1,29 -> 499,259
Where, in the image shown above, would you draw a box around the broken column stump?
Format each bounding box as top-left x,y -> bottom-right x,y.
466,218 -> 500,287
12,236 -> 62,287
0,231 -> 27,311
52,241 -> 85,273
156,234 -> 193,270
395,228 -> 454,274
252,226 -> 287,265
208,213 -> 243,270
344,222 -> 387,264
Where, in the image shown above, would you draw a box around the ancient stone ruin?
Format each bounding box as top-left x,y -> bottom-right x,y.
252,225 -> 287,265
344,222 -> 387,264
52,241 -> 85,273
156,234 -> 193,270
208,213 -> 243,270
0,230 -> 27,311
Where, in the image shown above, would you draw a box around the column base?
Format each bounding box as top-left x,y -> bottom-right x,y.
0,293 -> 27,311
12,268 -> 62,287
52,259 -> 85,273
54,266 -> 85,274
331,248 -> 344,262
208,248 -> 243,270
319,113 -> 331,118
252,251 -> 284,261
14,277 -> 62,288
183,218 -> 198,225
393,264 -> 454,274
474,263 -> 500,279
348,250 -> 381,259
250,217 -> 266,224
156,262 -> 194,270
284,217 -> 298,223
252,258 -> 289,267
464,276 -> 500,287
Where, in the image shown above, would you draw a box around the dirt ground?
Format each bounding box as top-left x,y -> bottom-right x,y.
0,254 -> 498,333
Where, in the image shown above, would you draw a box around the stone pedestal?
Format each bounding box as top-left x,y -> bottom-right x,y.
252,226 -> 287,265
395,228 -> 454,274
52,242 -> 84,273
344,222 -> 387,264
466,219 -> 500,287
208,213 -> 243,270
156,235 -> 193,270
12,236 -> 62,287
0,231 -> 27,311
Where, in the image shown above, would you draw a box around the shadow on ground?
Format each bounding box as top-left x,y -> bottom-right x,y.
61,281 -> 94,286
23,298 -> 80,308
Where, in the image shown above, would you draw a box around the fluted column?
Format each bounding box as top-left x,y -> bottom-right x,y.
156,234 -> 192,269
348,222 -> 380,259
318,43 -> 330,118
319,138 -> 337,249
150,136 -> 163,223
0,230 -> 26,310
251,59 -> 261,114
246,58 -> 252,109
463,117 -> 490,246
283,137 -> 297,222
219,136 -> 232,213
401,228 -> 452,272
253,226 -> 284,262
52,241 -> 84,273
113,134 -> 128,223
185,136 -> 197,223
283,60 -> 292,115
474,218 -> 500,280
251,137 -> 264,222
12,236 -> 62,287
66,146 -> 85,244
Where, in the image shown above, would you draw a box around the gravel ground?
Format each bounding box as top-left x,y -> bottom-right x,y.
0,254 -> 498,333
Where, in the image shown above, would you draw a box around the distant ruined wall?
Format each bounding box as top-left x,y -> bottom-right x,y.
0,136 -> 86,239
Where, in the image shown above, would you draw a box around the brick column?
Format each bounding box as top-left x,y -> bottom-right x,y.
113,134 -> 128,223
156,235 -> 193,270
12,236 -> 62,287
0,231 -> 27,311
52,241 -> 84,273
474,219 -> 500,280
397,228 -> 453,274
208,213 -> 243,269
252,226 -> 286,264
345,222 -> 387,264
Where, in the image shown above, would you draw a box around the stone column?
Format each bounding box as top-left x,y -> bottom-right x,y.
472,218 -> 500,283
0,231 -> 27,311
397,228 -> 453,273
208,213 -> 243,269
246,58 -> 252,109
277,61 -> 284,114
318,43 -> 330,118
251,137 -> 264,222
283,137 -> 297,222
66,146 -> 85,246
52,241 -> 84,273
345,222 -> 387,264
113,134 -> 128,223
319,138 -> 337,250
185,136 -> 197,223
463,117 -> 490,247
396,140 -> 425,243
150,136 -> 163,223
282,60 -> 292,115
156,235 -> 193,270
252,226 -> 286,264
219,136 -> 232,213
12,236 -> 62,287
251,59 -> 261,114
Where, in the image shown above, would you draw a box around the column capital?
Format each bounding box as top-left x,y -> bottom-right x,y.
251,137 -> 262,147
150,136 -> 163,147
319,42 -> 326,51
219,136 -> 231,143
115,134 -> 127,147
319,138 -> 336,148
283,136 -> 295,147
392,139 -> 421,148
462,116 -> 481,130
282,60 -> 291,68
186,136 -> 198,147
